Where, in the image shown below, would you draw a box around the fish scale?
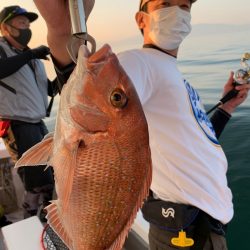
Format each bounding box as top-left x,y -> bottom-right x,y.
70,143 -> 124,248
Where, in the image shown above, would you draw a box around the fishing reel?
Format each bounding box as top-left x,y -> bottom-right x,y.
235,53 -> 250,84
206,52 -> 250,114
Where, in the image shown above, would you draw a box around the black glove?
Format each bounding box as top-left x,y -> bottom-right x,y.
30,45 -> 50,60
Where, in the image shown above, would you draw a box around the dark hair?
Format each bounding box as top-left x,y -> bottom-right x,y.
141,4 -> 148,13
139,1 -> 149,35
140,0 -> 149,13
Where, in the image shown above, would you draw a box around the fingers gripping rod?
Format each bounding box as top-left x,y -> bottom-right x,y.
206,53 -> 250,115
67,0 -> 96,63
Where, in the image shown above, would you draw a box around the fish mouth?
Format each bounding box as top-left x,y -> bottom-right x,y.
88,44 -> 113,64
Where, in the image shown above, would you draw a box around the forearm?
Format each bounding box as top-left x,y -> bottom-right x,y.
0,51 -> 33,78
47,30 -> 73,67
33,0 -> 73,67
47,78 -> 60,97
219,71 -> 250,114
47,26 -> 75,92
217,102 -> 235,115
53,60 -> 75,93
210,108 -> 231,138
34,0 -> 95,68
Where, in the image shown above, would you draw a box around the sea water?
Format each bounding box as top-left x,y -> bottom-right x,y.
44,24 -> 250,250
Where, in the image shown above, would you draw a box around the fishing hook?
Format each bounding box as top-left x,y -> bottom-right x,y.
67,0 -> 96,63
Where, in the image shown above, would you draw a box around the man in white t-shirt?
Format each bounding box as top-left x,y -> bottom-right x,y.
117,1 -> 250,249
32,0 -> 250,249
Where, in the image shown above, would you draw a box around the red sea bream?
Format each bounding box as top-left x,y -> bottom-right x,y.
15,44 -> 152,250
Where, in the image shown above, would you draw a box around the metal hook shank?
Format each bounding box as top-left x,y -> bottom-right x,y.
67,0 -> 96,62
69,0 -> 87,34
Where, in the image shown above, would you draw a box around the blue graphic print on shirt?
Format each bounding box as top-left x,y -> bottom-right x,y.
184,80 -> 219,144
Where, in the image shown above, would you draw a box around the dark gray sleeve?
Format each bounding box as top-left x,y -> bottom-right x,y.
0,50 -> 33,79
210,108 -> 231,138
51,55 -> 76,94
47,78 -> 60,97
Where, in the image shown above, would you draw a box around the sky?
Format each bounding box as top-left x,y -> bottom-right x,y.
0,0 -> 250,77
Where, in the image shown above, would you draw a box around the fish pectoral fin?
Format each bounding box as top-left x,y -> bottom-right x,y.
54,143 -> 78,213
45,202 -> 73,249
43,132 -> 54,140
15,135 -> 53,168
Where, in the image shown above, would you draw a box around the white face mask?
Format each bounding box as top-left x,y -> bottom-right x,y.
145,6 -> 192,50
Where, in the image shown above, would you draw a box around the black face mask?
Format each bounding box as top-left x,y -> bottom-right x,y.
7,24 -> 32,47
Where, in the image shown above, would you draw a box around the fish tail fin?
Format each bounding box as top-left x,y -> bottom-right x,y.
109,151 -> 152,250
45,201 -> 73,249
15,134 -> 54,168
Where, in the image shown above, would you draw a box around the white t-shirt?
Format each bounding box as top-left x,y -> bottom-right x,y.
118,48 -> 233,224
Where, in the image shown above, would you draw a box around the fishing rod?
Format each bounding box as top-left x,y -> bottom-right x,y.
206,53 -> 250,115
67,0 -> 96,63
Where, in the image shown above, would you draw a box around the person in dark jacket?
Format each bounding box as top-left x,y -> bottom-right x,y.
0,5 -> 58,220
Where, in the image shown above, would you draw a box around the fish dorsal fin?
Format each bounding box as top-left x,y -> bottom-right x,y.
15,134 -> 54,168
45,201 -> 73,249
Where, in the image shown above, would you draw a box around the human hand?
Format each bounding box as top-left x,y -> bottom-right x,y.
33,0 -> 71,36
220,71 -> 250,114
30,45 -> 50,60
33,0 -> 95,67
33,0 -> 72,66
34,0 -> 95,28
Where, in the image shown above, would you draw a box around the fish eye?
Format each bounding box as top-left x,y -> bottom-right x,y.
110,88 -> 128,109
